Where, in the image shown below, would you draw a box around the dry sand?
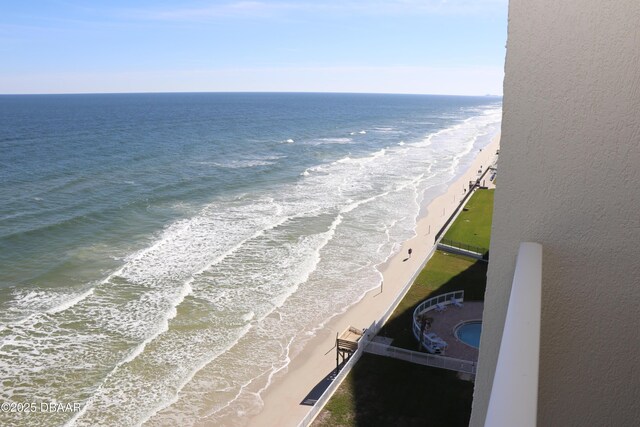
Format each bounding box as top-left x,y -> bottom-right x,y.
242,134 -> 500,427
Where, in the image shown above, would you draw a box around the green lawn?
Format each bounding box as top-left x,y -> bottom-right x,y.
313,354 -> 473,427
379,251 -> 487,350
443,189 -> 495,249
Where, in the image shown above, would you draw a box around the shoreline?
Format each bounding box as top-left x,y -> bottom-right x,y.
235,134 -> 501,427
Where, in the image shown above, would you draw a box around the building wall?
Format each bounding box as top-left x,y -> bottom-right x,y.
471,1 -> 640,425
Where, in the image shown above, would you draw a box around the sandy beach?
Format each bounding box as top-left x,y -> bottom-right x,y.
240,134 -> 501,427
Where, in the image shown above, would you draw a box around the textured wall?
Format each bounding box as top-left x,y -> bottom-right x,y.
471,1 -> 640,425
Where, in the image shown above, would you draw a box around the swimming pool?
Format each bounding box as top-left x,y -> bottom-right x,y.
455,321 -> 482,348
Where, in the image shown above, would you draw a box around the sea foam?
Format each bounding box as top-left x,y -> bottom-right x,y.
0,96 -> 502,427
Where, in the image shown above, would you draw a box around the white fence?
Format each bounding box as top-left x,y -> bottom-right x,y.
412,290 -> 465,342
364,341 -> 477,374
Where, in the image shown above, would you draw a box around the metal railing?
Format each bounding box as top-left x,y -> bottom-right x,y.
411,290 -> 465,342
485,242 -> 542,427
439,238 -> 489,259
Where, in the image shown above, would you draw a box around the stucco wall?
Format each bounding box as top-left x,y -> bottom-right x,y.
471,1 -> 640,426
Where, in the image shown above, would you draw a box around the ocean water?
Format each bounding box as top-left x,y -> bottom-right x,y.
0,93 -> 501,426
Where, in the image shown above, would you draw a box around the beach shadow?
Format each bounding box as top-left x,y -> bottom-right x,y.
300,362 -> 345,406
340,354 -> 473,426
402,257 -> 409,262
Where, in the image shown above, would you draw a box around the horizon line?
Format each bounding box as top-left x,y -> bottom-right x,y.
0,90 -> 503,97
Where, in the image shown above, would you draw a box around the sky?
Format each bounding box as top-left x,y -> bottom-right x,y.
0,1 -> 508,95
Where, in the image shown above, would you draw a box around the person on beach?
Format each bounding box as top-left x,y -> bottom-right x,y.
408,248 -> 412,258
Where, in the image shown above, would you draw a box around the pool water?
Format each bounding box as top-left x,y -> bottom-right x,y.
455,321 -> 482,348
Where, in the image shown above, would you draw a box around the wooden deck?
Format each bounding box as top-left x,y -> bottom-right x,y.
336,327 -> 363,370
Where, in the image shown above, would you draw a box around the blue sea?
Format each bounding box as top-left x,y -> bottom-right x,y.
0,93 -> 501,426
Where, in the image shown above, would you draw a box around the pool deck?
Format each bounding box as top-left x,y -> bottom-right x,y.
427,301 -> 484,361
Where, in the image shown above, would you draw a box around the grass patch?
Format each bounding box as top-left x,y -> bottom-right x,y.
314,354 -> 473,427
314,386 -> 355,426
443,189 -> 495,249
